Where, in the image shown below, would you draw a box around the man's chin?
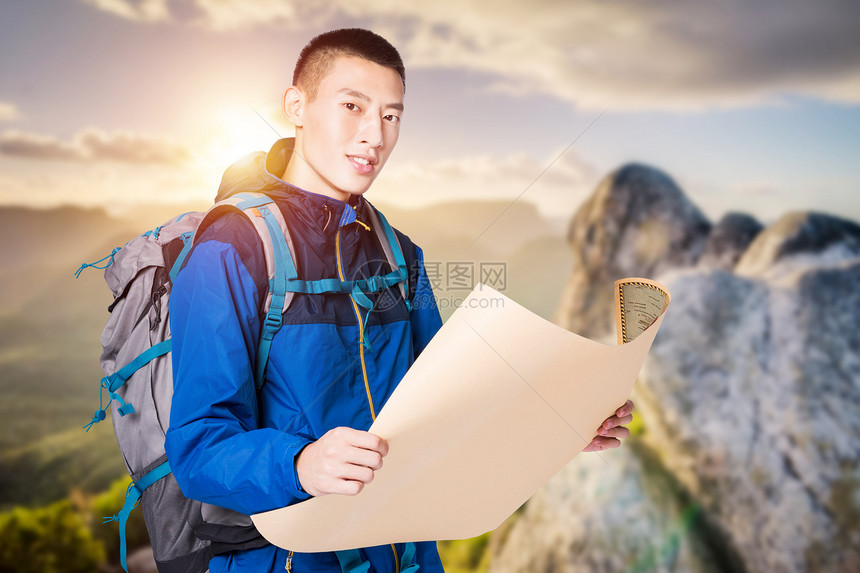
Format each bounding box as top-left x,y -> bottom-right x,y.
337,181 -> 375,198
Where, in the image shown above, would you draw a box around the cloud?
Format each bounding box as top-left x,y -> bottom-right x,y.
0,128 -> 191,164
79,0 -> 319,29
0,163 -> 213,211
93,0 -> 859,111
187,0 -> 317,32
0,102 -> 22,121
377,0 -> 860,111
80,0 -> 169,23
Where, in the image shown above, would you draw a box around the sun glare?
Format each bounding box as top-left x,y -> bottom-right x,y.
197,105 -> 293,178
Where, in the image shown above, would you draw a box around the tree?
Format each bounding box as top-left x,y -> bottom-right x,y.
0,499 -> 105,573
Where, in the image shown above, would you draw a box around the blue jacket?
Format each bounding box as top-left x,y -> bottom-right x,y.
165,139 -> 445,573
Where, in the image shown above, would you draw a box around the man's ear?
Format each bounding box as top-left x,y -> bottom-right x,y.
283,86 -> 304,127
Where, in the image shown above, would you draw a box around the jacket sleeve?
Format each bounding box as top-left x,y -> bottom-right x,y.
409,245 -> 443,357
164,235 -> 312,515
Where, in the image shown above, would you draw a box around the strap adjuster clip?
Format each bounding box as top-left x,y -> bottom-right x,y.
264,311 -> 283,330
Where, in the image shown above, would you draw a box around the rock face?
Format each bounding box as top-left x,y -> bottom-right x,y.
735,211 -> 860,280
638,261 -> 860,572
556,164 -> 711,339
697,212 -> 763,271
489,165 -> 860,572
489,442 -> 737,573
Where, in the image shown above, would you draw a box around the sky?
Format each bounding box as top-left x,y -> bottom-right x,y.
1,0 -> 859,226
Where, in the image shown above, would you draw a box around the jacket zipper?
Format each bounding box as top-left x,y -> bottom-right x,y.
335,225 -> 401,570
336,226 -> 377,420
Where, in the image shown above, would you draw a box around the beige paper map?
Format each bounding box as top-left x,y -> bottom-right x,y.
252,279 -> 670,551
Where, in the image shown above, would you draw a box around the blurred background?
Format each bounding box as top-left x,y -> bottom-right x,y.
1,1 -> 858,571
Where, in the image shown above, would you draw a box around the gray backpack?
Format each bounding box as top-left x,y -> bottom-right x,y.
80,192 -> 411,572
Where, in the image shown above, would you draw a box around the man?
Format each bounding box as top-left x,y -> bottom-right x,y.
165,28 -> 634,573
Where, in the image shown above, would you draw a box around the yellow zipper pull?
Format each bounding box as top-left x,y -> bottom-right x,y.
285,550 -> 294,571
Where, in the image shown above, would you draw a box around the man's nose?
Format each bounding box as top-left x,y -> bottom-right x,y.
358,113 -> 383,148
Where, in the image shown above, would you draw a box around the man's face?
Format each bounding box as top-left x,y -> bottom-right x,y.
290,55 -> 404,201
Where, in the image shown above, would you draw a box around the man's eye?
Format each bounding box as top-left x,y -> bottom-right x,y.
384,115 -> 401,124
344,103 -> 359,111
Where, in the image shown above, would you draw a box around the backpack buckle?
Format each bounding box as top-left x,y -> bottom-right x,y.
367,276 -> 384,292
264,311 -> 283,331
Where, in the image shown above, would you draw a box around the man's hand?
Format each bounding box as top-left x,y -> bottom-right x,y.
583,400 -> 634,452
295,427 -> 389,497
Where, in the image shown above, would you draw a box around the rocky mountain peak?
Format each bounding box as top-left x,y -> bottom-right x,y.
557,163 -> 711,338
698,212 -> 763,271
490,164 -> 860,573
735,211 -> 860,281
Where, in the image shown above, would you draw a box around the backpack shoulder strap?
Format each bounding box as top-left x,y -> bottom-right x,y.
211,192 -> 298,314
195,192 -> 297,390
364,205 -> 411,311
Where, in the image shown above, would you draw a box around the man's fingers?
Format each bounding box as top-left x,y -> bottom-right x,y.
327,443 -> 384,472
598,401 -> 635,431
601,412 -> 633,430
583,401 -> 636,454
616,399 -> 634,417
337,462 -> 376,485
597,425 -> 630,440
317,476 -> 365,496
345,447 -> 384,471
338,427 -> 389,456
583,436 -> 621,452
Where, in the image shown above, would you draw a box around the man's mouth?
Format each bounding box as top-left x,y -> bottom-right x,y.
348,155 -> 375,174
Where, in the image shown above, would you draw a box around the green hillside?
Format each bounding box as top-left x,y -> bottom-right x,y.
0,425 -> 125,508
0,207 -> 134,507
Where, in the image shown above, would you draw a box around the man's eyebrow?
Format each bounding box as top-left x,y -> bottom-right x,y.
338,88 -> 404,112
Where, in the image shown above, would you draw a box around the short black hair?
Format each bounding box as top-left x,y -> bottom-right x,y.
293,28 -> 406,99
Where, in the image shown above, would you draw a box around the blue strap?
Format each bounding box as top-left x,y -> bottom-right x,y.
143,225 -> 165,240
75,247 -> 120,278
351,282 -> 375,312
351,284 -> 375,352
254,204 -> 292,390
374,210 -> 410,310
233,193 -> 279,210
401,542 -> 419,572
107,340 -> 173,392
169,231 -> 196,282
334,549 -> 371,573
84,340 -> 172,431
270,272 -> 405,297
103,461 -> 171,573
